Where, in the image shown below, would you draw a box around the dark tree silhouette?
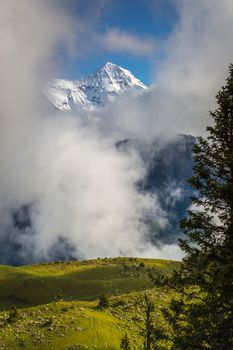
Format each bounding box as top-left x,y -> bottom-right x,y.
120,333 -> 131,350
165,64 -> 233,349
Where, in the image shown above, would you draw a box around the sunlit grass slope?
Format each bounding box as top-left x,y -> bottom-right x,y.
0,257 -> 179,308
0,257 -> 180,349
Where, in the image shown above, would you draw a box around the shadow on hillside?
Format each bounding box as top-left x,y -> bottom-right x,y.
0,259 -> 178,311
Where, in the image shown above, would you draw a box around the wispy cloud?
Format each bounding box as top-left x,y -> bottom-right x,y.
99,27 -> 156,56
97,0 -> 233,139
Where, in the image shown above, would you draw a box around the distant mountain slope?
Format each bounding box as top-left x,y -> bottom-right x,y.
117,134 -> 196,243
45,62 -> 147,111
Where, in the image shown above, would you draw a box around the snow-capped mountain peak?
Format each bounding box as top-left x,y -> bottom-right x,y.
45,62 -> 147,111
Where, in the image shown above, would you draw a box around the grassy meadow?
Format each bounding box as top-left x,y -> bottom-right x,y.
0,257 -> 179,349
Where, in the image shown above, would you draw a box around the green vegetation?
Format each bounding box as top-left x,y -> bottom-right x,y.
98,294 -> 110,309
0,257 -> 178,310
144,294 -> 154,350
120,333 -> 131,350
3,62 -> 233,348
7,305 -> 19,323
160,64 -> 233,349
0,257 -> 178,349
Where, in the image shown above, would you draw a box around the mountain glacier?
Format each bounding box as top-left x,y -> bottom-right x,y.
45,62 -> 147,111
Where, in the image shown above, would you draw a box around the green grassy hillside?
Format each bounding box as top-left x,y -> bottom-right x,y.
0,257 -> 179,350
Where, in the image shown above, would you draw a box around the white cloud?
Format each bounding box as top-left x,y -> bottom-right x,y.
2,0 -> 232,264
152,0 -> 233,135
96,0 -> 233,139
99,27 -> 156,56
0,0 -> 173,264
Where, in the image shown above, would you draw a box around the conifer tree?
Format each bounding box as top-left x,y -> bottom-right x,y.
98,294 -> 109,309
120,333 -> 131,350
144,294 -> 154,350
166,64 -> 233,349
8,305 -> 19,323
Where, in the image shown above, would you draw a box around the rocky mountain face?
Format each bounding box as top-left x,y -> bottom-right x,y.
117,134 -> 195,244
45,62 -> 147,111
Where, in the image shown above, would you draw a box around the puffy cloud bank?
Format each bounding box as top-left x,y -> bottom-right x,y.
0,0 -> 179,264
1,0 -> 233,264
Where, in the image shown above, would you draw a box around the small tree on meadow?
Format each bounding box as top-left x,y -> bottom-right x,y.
120,333 -> 131,350
98,294 -> 109,309
144,294 -> 154,350
8,305 -> 19,323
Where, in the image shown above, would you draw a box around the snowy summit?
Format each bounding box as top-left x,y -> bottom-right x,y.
45,62 -> 147,111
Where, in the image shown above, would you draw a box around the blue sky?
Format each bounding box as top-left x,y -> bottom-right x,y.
58,0 -> 179,85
